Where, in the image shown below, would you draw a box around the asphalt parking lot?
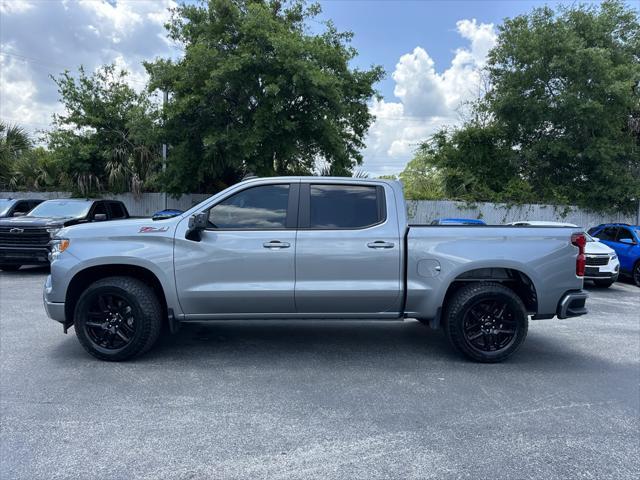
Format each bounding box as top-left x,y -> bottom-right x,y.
1,268 -> 638,480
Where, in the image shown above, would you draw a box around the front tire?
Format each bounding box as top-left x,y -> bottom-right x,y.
633,262 -> 640,287
444,282 -> 528,363
74,276 -> 162,361
0,265 -> 21,271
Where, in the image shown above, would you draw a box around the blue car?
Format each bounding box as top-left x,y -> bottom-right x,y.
588,223 -> 640,286
152,209 -> 184,220
430,218 -> 486,225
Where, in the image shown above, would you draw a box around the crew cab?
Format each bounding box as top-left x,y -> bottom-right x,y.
0,198 -> 44,218
587,223 -> 640,286
43,177 -> 588,363
0,199 -> 129,271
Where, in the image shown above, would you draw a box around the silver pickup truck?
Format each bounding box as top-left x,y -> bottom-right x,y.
43,177 -> 588,362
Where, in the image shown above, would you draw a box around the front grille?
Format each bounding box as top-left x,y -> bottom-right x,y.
586,255 -> 609,266
0,227 -> 50,248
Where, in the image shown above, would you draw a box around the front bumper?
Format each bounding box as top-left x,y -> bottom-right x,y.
43,274 -> 65,323
584,256 -> 620,281
0,247 -> 50,265
557,289 -> 588,319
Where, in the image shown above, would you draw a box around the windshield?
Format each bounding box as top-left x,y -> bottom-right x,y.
0,199 -> 15,216
28,200 -> 91,219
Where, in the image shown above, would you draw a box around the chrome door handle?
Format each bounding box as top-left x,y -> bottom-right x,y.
263,240 -> 290,249
367,241 -> 395,249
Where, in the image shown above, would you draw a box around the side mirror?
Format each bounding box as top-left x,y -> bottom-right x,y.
188,212 -> 208,231
94,213 -> 107,222
12,212 -> 26,217
619,238 -> 636,245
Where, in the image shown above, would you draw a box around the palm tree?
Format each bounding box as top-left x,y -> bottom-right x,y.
0,122 -> 32,187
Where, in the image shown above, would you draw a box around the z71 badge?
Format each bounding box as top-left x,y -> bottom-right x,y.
139,226 -> 170,233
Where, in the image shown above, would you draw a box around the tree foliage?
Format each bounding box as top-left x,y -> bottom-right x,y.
47,65 -> 161,195
408,0 -> 640,212
0,122 -> 32,188
145,0 -> 384,193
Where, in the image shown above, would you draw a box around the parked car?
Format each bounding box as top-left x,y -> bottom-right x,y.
43,177 -> 588,363
506,221 -> 620,287
152,208 -> 183,220
0,199 -> 129,271
430,218 -> 486,225
587,223 -> 640,286
0,198 -> 44,218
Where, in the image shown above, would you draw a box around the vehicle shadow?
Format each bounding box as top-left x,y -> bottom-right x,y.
2,265 -> 50,275
111,319 -> 622,374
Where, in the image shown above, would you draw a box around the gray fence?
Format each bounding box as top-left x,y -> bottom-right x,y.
3,191 -> 639,227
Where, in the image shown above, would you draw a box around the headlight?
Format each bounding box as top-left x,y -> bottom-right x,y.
49,238 -> 70,261
610,253 -> 617,260
47,228 -> 61,238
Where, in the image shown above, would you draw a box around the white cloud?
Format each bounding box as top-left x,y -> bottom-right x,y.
0,0 -> 177,134
362,19 -> 497,176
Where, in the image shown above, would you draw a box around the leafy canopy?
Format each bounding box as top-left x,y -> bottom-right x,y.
145,0 -> 384,193
47,65 -> 161,195
406,0 -> 640,212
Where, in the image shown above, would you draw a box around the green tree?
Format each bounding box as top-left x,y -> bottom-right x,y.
146,0 -> 384,194
0,122 -> 32,188
396,150 -> 445,200
408,0 -> 640,212
48,65 -> 161,195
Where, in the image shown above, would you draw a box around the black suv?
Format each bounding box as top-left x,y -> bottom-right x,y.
0,198 -> 44,218
0,199 -> 129,271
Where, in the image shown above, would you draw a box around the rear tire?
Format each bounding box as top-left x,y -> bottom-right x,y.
74,276 -> 162,361
444,282 -> 528,363
593,279 -> 615,288
0,265 -> 21,271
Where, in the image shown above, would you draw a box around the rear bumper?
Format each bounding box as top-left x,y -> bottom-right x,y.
0,247 -> 50,265
557,289 -> 588,319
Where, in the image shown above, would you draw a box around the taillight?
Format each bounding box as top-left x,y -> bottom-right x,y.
571,233 -> 586,277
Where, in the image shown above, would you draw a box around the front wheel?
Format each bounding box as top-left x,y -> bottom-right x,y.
633,262 -> 640,287
74,276 -> 162,361
444,282 -> 528,363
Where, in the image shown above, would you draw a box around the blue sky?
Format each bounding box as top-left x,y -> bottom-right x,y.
0,0 -> 628,175
316,0 -> 571,98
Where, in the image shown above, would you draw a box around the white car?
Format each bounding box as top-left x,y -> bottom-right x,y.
507,221 -> 620,287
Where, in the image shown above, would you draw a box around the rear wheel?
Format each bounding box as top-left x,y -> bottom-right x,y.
74,276 -> 162,361
593,279 -> 615,288
444,282 -> 528,363
0,265 -> 21,271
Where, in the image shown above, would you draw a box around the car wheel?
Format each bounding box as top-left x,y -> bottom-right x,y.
0,265 -> 21,271
633,262 -> 640,287
74,276 -> 162,361
444,282 -> 528,363
593,279 -> 615,288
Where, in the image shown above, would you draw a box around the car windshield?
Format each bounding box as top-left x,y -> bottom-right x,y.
28,200 -> 91,218
0,199 -> 15,216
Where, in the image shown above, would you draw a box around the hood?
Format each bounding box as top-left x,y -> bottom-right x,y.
585,240 -> 614,255
0,216 -> 75,228
58,216 -> 179,239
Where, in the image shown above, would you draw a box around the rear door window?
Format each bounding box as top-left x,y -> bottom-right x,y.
307,184 -> 383,229
109,202 -> 127,219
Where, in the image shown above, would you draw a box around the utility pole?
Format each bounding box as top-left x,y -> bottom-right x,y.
162,89 -> 168,210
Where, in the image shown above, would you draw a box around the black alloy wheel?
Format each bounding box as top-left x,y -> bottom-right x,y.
84,293 -> 136,350
462,299 -> 517,354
